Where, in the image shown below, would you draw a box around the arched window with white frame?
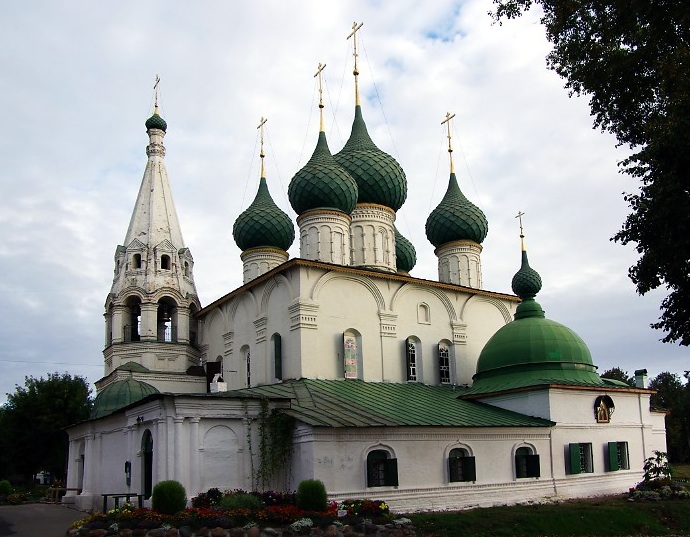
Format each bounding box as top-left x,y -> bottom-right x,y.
448,446 -> 476,482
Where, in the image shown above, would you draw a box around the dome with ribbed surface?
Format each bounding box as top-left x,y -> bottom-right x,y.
233,177 -> 295,251
288,132 -> 358,215
91,378 -> 159,419
471,249 -> 601,394
145,111 -> 167,132
334,106 -> 407,211
426,172 -> 488,247
394,226 -> 416,273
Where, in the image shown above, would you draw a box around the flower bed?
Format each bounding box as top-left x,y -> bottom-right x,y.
69,490 -> 415,537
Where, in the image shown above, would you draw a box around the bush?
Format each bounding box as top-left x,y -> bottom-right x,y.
0,480 -> 12,495
151,480 -> 187,515
296,479 -> 327,512
190,487 -> 223,508
219,492 -> 262,510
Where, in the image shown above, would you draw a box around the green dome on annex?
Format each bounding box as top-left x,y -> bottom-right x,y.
233,176 -> 295,251
91,378 -> 159,419
145,110 -> 167,132
470,247 -> 603,394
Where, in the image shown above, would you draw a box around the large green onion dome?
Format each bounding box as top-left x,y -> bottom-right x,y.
471,249 -> 601,393
426,172 -> 488,248
145,110 -> 167,132
394,225 -> 416,273
233,177 -> 295,251
288,131 -> 358,215
334,106 -> 407,211
91,378 -> 159,419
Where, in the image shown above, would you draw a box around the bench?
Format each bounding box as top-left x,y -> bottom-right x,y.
101,493 -> 144,512
47,487 -> 82,503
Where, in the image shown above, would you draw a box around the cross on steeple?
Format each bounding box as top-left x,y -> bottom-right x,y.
347,22 -> 364,106
314,63 -> 327,131
441,112 -> 457,174
257,116 -> 267,178
153,74 -> 161,113
515,210 -> 526,250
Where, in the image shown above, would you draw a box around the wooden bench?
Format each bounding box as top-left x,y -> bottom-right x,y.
47,487 -> 82,503
102,493 -> 144,512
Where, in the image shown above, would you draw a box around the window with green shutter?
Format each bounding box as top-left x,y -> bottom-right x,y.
568,443 -> 594,474
516,447 -> 540,478
607,441 -> 629,471
449,448 -> 476,482
367,450 -> 398,487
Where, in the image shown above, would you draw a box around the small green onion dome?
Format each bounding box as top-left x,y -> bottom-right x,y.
334,106 -> 407,211
145,111 -> 167,132
472,251 -> 601,392
91,378 -> 159,419
288,131 -> 358,215
394,225 -> 416,273
426,172 -> 488,247
233,177 -> 295,251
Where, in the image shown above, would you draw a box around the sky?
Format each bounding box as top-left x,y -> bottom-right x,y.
0,1 -> 687,405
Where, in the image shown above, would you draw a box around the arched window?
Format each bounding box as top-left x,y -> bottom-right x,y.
272,333 -> 283,381
243,346 -> 251,388
515,446 -> 540,479
438,342 -> 451,384
161,254 -> 171,270
184,261 -> 190,277
124,296 -> 141,342
405,337 -> 418,381
343,329 -> 362,380
157,298 -> 177,342
366,449 -> 398,487
141,430 -> 153,499
132,253 -> 142,269
449,447 -> 476,482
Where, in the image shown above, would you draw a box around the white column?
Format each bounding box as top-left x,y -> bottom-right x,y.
190,417 -> 201,497
156,418 -> 167,482
174,416 -> 184,481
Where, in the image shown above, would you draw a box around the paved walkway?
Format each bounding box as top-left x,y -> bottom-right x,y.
0,503 -> 85,537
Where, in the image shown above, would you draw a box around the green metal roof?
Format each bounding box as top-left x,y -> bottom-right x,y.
288,131 -> 358,215
334,106 -> 407,211
426,172 -> 488,247
233,176 -> 295,251
145,111 -> 167,132
512,250 -> 542,300
91,378 -> 159,419
394,225 -> 416,273
116,361 -> 150,373
229,379 -> 553,428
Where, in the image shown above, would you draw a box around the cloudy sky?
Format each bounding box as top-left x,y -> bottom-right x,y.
0,1 -> 686,404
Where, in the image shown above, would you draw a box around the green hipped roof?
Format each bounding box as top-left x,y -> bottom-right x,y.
288,131 -> 358,215
91,378 -> 159,419
394,225 -> 416,273
334,106 -> 407,211
470,248 -> 602,396
425,172 -> 488,247
233,177 -> 295,251
228,379 -> 553,428
145,111 -> 167,132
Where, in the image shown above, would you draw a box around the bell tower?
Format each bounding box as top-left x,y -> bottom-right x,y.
102,80 -> 203,392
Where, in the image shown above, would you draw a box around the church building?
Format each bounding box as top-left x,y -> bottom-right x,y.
64,30 -> 667,513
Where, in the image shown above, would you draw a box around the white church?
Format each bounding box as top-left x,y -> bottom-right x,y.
65,33 -> 667,513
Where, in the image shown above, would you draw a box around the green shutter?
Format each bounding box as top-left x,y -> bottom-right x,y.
608,441 -> 619,471
527,454 -> 540,478
384,458 -> 399,486
464,456 -> 477,481
569,443 -> 581,474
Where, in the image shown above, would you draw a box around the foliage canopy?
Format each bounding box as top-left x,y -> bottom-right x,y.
491,0 -> 690,345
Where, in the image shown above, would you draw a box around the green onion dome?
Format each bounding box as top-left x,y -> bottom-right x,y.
288,131 -> 358,215
145,110 -> 167,132
472,251 -> 601,393
91,378 -> 159,419
426,172 -> 488,248
334,106 -> 407,211
233,177 -> 295,251
394,225 -> 416,273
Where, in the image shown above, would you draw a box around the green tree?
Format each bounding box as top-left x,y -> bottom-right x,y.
600,367 -> 635,387
491,0 -> 690,345
0,373 -> 92,484
648,371 -> 689,463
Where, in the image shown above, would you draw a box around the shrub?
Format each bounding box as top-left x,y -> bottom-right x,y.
191,487 -> 223,508
643,451 -> 672,482
151,480 -> 187,515
296,479 -> 327,512
0,480 -> 12,495
219,492 -> 262,510
7,492 -> 27,505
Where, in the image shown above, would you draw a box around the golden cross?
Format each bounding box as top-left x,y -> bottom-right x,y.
441,112 -> 457,173
257,116 -> 268,177
314,63 -> 327,130
515,211 -> 527,250
347,22 -> 364,105
153,74 -> 161,111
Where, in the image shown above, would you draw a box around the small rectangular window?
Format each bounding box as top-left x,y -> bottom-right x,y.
608,441 -> 630,471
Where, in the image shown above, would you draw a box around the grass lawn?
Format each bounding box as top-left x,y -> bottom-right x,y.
408,495 -> 690,536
